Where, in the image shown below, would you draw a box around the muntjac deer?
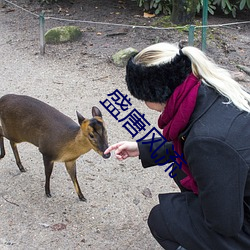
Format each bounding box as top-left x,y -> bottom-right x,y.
0,94 -> 110,201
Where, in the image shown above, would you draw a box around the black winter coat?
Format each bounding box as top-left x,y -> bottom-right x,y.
138,84 -> 250,250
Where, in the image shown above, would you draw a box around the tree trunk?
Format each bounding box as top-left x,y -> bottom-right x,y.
171,0 -> 198,25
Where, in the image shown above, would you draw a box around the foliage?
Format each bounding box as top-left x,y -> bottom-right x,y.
196,0 -> 216,15
210,0 -> 238,17
239,0 -> 250,9
135,0 -> 250,18
214,0 -> 250,16
38,0 -> 58,4
135,0 -> 172,15
199,0 -> 250,18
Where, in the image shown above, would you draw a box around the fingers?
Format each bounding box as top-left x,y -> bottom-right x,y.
115,149 -> 129,160
104,141 -> 126,155
115,143 -> 128,155
104,141 -> 130,160
115,154 -> 126,160
104,141 -> 138,160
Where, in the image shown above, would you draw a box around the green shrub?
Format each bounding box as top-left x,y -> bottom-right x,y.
135,0 -> 250,18
135,0 -> 172,15
213,0 -> 250,17
38,0 -> 58,4
196,0 -> 216,15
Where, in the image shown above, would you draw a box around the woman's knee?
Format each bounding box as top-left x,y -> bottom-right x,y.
148,204 -> 161,233
148,204 -> 179,250
148,204 -> 170,239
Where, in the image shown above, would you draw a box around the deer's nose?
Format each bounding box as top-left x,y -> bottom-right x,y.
103,152 -> 111,159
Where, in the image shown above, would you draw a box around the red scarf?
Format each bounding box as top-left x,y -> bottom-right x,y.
158,73 -> 200,194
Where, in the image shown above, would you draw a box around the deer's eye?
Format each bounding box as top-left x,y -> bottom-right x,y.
89,133 -> 94,139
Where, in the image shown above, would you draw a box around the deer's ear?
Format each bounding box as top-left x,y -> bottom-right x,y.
92,106 -> 102,118
76,111 -> 85,125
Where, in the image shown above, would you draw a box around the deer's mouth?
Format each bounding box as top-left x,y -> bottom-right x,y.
102,152 -> 111,159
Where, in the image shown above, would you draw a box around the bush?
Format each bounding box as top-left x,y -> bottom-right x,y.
212,0 -> 250,17
38,0 -> 58,4
135,0 -> 172,15
135,0 -> 250,18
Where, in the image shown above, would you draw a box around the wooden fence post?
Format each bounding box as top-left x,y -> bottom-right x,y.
39,11 -> 45,55
0,0 -> 6,8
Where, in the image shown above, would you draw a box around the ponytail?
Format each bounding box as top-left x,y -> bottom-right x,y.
182,46 -> 250,112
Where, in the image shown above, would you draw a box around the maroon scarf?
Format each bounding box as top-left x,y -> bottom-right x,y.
158,73 -> 200,194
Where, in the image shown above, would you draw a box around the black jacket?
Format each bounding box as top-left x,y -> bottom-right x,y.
138,84 -> 250,249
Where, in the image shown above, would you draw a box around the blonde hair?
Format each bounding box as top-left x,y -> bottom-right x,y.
134,42 -> 250,113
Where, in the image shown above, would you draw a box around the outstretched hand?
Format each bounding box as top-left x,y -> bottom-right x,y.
104,141 -> 139,160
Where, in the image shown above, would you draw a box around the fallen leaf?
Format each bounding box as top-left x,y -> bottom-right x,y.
51,223 -> 67,231
143,12 -> 155,18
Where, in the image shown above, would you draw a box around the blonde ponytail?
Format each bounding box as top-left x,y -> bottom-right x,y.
182,46 -> 250,112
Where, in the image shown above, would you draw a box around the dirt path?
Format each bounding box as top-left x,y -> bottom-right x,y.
0,3 -> 178,250
0,1 -> 249,249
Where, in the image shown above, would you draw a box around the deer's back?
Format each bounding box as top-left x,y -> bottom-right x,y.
0,94 -> 79,147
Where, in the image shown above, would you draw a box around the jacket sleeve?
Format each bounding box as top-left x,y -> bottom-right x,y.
137,138 -> 175,168
185,136 -> 248,237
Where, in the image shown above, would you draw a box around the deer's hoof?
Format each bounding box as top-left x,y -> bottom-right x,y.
79,196 -> 87,202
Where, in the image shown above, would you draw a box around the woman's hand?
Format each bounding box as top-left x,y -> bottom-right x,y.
104,141 -> 139,160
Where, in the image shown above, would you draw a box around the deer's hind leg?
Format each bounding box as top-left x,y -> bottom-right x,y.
0,126 -> 5,159
65,161 -> 86,202
10,141 -> 26,172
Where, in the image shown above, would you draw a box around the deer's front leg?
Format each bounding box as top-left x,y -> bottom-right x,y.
65,160 -> 86,202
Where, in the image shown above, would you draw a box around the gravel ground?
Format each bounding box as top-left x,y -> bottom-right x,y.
0,1 -> 249,249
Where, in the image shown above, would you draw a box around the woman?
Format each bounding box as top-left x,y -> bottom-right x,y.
104,42 -> 250,250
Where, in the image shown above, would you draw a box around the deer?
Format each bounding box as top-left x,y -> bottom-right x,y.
0,94 -> 110,201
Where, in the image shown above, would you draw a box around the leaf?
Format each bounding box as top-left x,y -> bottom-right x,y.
208,7 -> 215,14
247,0 -> 250,8
232,7 -> 236,17
144,2 -> 150,10
150,0 -> 154,9
155,8 -> 160,14
239,0 -> 246,10
155,3 -> 162,14
51,223 -> 67,231
197,2 -> 201,13
222,0 -> 226,9
138,0 -> 144,7
213,0 -> 221,5
225,0 -> 232,10
143,12 -> 156,18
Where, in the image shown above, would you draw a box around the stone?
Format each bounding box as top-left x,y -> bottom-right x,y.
231,71 -> 247,82
45,26 -> 82,44
142,187 -> 152,198
0,0 -> 6,8
112,47 -> 138,67
237,65 -> 250,76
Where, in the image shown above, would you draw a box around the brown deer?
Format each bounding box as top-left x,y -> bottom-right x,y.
0,94 -> 110,201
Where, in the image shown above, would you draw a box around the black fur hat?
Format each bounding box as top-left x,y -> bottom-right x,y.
125,52 -> 192,103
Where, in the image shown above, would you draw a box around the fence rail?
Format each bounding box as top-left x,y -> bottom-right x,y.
3,0 -> 250,55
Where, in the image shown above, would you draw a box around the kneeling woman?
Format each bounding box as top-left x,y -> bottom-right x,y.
105,42 -> 250,250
